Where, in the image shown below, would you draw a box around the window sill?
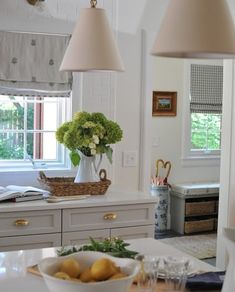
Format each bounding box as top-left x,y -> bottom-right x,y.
0,161 -> 72,173
0,167 -> 74,173
181,155 -> 221,167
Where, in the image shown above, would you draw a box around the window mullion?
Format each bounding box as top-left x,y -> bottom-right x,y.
23,96 -> 27,160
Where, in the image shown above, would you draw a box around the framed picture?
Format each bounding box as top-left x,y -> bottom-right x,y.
152,91 -> 177,116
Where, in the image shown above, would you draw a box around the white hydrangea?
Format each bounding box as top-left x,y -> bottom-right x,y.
89,142 -> 96,149
93,135 -> 99,144
91,149 -> 96,155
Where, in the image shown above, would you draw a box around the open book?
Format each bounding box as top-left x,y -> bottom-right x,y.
0,185 -> 50,202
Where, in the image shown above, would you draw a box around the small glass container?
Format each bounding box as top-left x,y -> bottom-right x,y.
163,256 -> 190,291
135,254 -> 160,292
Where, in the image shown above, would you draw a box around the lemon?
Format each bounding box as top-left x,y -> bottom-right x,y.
80,268 -> 94,283
54,271 -> 70,280
90,258 -> 116,281
60,258 -> 81,278
109,272 -> 127,280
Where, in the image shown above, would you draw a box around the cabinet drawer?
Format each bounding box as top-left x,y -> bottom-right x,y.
62,229 -> 110,246
185,201 -> 216,216
111,225 -> 154,240
184,218 -> 214,234
0,233 -> 61,251
63,204 -> 155,232
0,210 -> 61,237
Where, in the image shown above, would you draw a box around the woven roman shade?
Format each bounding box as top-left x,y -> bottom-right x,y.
190,64 -> 223,114
0,31 -> 72,97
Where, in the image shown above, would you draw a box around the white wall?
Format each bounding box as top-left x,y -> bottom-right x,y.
0,0 -> 143,190
150,58 -> 220,184
114,32 -> 142,190
0,0 -> 230,191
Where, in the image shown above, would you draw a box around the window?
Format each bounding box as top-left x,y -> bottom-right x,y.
191,112 -> 222,153
182,60 -> 223,161
0,30 -> 72,171
0,95 -> 71,169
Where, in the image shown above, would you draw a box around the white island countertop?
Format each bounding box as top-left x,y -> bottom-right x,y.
0,238 -> 219,292
0,189 -> 157,212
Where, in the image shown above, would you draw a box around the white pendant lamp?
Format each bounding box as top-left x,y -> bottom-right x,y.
60,0 -> 124,72
151,0 -> 235,59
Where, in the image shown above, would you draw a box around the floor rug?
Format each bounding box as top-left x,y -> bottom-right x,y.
158,233 -> 217,259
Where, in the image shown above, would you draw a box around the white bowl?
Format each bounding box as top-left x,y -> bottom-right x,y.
38,251 -> 140,292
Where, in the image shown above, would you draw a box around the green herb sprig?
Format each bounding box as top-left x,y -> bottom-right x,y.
57,237 -> 138,259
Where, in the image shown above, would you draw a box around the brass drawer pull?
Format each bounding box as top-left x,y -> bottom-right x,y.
103,213 -> 117,221
14,219 -> 29,226
104,236 -> 120,241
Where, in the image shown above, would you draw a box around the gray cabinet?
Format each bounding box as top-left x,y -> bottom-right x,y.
0,209 -> 61,251
62,204 -> 155,245
170,183 -> 219,234
0,196 -> 156,251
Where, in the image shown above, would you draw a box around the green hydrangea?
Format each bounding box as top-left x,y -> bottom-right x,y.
56,111 -> 123,166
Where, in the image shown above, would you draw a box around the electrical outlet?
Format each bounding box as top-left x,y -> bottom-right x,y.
123,151 -> 138,167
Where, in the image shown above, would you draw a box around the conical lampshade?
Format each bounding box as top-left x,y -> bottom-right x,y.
60,7 -> 125,72
151,0 -> 235,59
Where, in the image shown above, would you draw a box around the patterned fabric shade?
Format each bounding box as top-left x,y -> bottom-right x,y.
0,31 -> 72,97
190,64 -> 223,114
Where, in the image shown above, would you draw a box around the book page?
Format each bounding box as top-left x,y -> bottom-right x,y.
0,185 -> 50,202
6,185 -> 49,195
0,190 -> 22,201
0,186 -> 6,193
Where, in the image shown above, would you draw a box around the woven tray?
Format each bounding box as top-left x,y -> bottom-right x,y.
38,170 -> 111,197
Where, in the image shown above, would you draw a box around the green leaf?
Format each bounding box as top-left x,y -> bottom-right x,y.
57,237 -> 138,258
70,151 -> 80,166
105,147 -> 113,164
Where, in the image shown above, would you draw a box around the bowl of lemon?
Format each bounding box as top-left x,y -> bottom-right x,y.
38,251 -> 140,292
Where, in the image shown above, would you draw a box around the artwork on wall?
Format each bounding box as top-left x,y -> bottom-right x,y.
152,91 -> 177,116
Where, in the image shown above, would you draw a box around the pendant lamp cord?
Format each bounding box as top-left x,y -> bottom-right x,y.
90,0 -> 97,8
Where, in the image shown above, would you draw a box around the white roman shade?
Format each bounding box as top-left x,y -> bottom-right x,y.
0,31 -> 72,97
190,64 -> 223,114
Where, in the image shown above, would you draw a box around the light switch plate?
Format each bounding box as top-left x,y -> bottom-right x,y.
123,151 -> 138,167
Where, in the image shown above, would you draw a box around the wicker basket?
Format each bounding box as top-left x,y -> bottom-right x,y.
38,169 -> 111,196
184,218 -> 214,234
185,201 -> 216,216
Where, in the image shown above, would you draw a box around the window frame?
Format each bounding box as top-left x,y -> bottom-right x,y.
181,59 -> 223,166
0,95 -> 72,172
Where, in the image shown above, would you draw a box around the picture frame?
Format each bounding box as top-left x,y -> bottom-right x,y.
152,91 -> 177,116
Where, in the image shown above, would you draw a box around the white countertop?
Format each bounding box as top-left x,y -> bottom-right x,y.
0,238 -> 219,292
0,190 -> 157,212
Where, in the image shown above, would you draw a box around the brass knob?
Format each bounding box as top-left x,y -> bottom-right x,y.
103,213 -> 117,221
14,219 -> 29,226
104,236 -> 120,241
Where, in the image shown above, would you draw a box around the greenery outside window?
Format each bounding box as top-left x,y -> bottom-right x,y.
191,113 -> 222,154
0,95 -> 71,170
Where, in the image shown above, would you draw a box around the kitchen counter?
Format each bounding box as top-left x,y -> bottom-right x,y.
0,189 -> 157,212
0,238 -> 219,292
0,190 -> 157,251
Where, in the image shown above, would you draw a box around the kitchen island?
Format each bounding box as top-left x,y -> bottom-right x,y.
0,238 -> 219,292
0,190 -> 157,251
